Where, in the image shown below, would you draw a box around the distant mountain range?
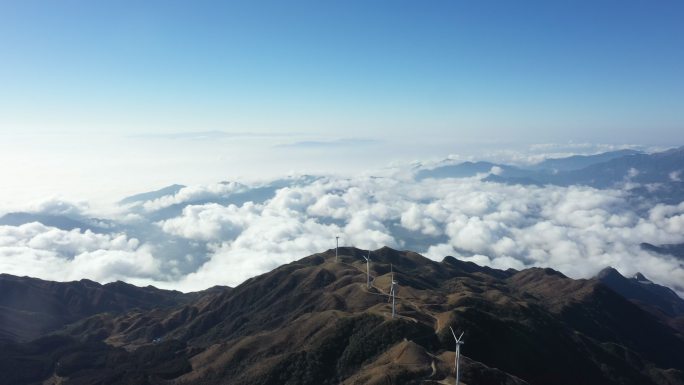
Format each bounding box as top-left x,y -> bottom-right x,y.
531,149 -> 642,172
641,242 -> 684,261
3,148 -> 682,237
416,149 -> 646,181
417,147 -> 684,204
0,212 -> 113,233
118,184 -> 186,205
1,248 -> 683,385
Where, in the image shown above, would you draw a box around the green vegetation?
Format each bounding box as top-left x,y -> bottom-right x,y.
256,314 -> 437,385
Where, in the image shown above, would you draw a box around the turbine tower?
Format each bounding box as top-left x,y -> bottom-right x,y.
449,327 -> 464,385
362,251 -> 371,289
389,264 -> 398,318
335,236 -> 339,262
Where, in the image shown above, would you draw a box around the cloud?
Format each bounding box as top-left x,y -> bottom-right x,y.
158,203 -> 259,242
2,158 -> 684,296
149,175 -> 684,293
161,175 -> 684,293
1,197 -> 92,217
0,223 -> 162,284
400,204 -> 441,236
176,211 -> 341,291
142,182 -> 246,212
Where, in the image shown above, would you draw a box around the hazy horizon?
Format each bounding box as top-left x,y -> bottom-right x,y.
0,135 -> 669,211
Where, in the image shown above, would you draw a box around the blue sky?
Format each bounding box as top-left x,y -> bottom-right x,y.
2,0 -> 683,140
2,1 -> 684,293
0,1 -> 683,204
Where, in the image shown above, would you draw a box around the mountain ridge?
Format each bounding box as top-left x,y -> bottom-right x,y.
1,247 -> 683,384
0,274 -> 199,342
418,147 -> 684,204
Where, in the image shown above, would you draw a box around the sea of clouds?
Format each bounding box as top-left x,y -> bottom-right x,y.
1,148 -> 683,295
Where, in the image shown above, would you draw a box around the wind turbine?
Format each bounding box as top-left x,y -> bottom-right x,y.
449,327 -> 464,385
335,236 -> 339,262
362,251 -> 371,289
389,264 -> 398,318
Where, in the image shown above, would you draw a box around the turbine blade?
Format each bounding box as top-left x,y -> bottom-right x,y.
458,331 -> 464,341
449,326 -> 457,340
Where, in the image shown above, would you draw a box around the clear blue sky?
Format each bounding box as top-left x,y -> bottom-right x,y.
1,0 -> 682,143
1,0 -> 683,207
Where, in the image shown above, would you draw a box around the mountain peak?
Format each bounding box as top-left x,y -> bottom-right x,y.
596,265 -> 684,328
632,272 -> 652,283
596,266 -> 624,280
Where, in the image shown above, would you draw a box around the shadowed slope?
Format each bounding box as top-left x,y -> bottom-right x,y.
0,274 -> 197,342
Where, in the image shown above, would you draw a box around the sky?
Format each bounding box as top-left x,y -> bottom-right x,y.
1,1 -> 683,204
1,1 -> 684,293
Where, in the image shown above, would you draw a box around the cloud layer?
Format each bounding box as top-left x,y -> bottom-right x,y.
0,223 -> 161,285
2,160 -> 684,295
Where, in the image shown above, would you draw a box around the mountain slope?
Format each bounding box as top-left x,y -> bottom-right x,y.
1,248 -> 683,385
0,274 -> 196,342
597,267 -> 684,333
420,148 -> 684,204
119,184 -> 186,205
549,146 -> 684,188
532,149 -> 642,172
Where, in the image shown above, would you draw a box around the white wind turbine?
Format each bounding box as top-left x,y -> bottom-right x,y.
450,327 -> 464,385
335,236 -> 339,262
389,264 -> 398,318
362,251 -> 371,289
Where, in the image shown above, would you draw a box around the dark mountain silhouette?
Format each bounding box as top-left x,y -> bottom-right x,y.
641,242 -> 684,260
0,274 -> 198,342
1,248 -> 683,385
596,267 -> 684,332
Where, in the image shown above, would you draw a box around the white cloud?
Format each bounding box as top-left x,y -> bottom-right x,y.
3,158 -> 684,296
176,215 -> 340,291
490,166 -> 504,176
141,182 -> 245,212
0,223 -> 162,284
344,210 -> 398,249
400,204 -> 441,236
153,175 -> 684,293
307,194 -> 347,219
158,203 -> 259,241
